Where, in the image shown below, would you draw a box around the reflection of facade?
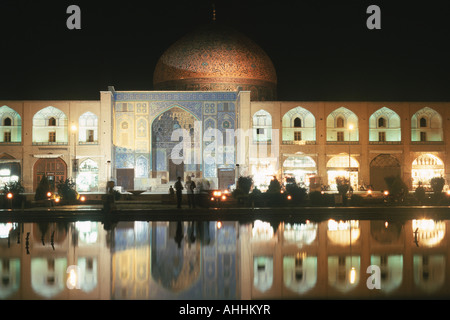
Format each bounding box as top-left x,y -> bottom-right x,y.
0,221 -> 110,299
111,221 -> 239,299
1,219 -> 449,299
240,219 -> 450,299
1,22 -> 450,193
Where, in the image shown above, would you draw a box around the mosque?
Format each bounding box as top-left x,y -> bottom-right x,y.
0,19 -> 449,195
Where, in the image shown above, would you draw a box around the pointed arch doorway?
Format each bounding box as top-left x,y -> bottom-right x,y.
33,157 -> 67,191
370,154 -> 401,190
151,106 -> 199,183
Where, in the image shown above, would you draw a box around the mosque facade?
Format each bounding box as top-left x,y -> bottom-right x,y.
0,23 -> 449,194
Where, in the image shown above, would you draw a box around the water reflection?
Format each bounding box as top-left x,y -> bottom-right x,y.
0,218 -> 449,299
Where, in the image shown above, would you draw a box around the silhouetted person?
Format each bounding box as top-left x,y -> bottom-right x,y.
174,177 -> 183,208
185,176 -> 196,208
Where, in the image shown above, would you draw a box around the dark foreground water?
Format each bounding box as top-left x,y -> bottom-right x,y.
1,217 -> 449,300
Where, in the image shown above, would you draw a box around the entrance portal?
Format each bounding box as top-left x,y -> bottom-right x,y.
169,161 -> 184,181
152,106 -> 199,182
33,157 -> 67,191
117,168 -> 134,191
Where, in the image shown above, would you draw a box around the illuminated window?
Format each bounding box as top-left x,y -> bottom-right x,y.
79,112 -> 98,143
282,106 -> 315,143
48,131 -> 56,142
253,110 -> 272,142
0,154 -> 20,186
86,130 -> 94,142
327,107 -> 359,142
77,159 -> 99,192
0,106 -> 22,143
32,106 -> 68,144
411,107 -> 442,142
369,107 -> 401,142
411,154 -> 444,188
327,156 -> 359,190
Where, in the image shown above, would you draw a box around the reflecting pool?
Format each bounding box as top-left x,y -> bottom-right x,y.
1,218 -> 449,299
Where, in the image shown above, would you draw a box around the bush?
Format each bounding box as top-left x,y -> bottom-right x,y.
2,181 -> 25,208
384,175 -> 408,203
335,176 -> 350,205
267,176 -> 282,193
430,177 -> 445,194
335,176 -> 350,196
35,176 -> 51,201
2,181 -> 24,195
56,178 -> 78,202
414,186 -> 426,204
285,183 -> 307,204
249,187 -> 263,206
237,176 -> 253,194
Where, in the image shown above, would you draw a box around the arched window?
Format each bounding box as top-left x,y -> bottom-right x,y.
0,106 -> 22,143
78,112 -> 98,143
419,117 -> 427,128
369,107 -> 401,142
412,154 -> 444,188
282,106 -> 316,143
326,107 -> 359,142
411,107 -> 442,142
77,158 -> 99,192
253,110 -> 272,142
32,106 -> 68,144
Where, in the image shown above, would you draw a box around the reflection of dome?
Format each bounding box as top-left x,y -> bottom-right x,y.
153,23 -> 277,101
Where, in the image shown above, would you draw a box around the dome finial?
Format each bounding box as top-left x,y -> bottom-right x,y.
212,3 -> 216,21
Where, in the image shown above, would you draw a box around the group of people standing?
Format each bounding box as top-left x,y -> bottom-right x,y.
170,176 -> 196,209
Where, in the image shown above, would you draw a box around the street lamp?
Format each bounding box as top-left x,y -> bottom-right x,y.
71,125 -> 78,188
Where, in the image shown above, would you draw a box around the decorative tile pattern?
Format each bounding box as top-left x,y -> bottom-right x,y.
153,24 -> 277,101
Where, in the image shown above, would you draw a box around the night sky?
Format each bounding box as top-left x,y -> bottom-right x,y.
1,0 -> 450,101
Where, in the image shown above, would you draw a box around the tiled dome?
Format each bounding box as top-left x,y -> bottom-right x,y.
153,23 -> 277,101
